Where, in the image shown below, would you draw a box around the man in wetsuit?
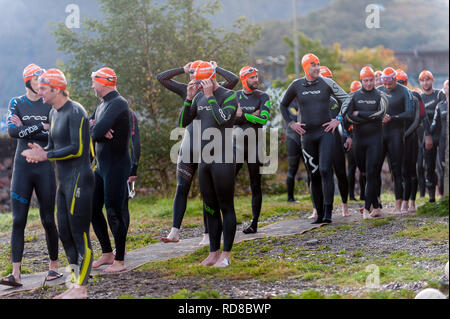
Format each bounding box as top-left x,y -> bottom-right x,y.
419,70 -> 446,202
344,66 -> 387,219
234,66 -> 271,234
157,61 -> 238,244
179,61 -> 238,267
395,69 -> 432,213
1,64 -> 61,288
22,68 -> 94,299
378,67 -> 414,214
279,53 -> 350,224
430,79 -> 448,198
88,68 -> 131,273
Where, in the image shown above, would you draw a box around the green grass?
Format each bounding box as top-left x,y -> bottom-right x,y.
392,221 -> 449,242
417,196 -> 449,217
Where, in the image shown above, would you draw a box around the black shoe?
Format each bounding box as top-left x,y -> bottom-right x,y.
288,198 -> 299,203
311,218 -> 323,224
243,226 -> 257,234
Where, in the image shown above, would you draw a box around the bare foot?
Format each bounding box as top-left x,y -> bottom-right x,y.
362,210 -> 372,220
369,208 -> 382,218
200,251 -> 220,266
92,253 -> 115,269
53,286 -> 74,299
161,228 -> 180,243
308,209 -> 318,219
342,204 -> 351,217
212,253 -> 231,268
389,208 -> 402,216
60,285 -> 88,299
104,261 -> 127,273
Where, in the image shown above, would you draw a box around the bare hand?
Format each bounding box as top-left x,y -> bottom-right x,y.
11,115 -> 23,127
128,176 -> 137,183
352,111 -> 359,116
186,80 -> 198,100
210,61 -> 217,69
89,119 -> 96,126
201,79 -> 214,97
236,103 -> 243,117
183,62 -> 192,74
345,137 -> 353,151
323,118 -> 340,133
424,135 -> 433,151
252,110 -> 261,116
43,123 -> 50,131
289,122 -> 306,136
21,143 -> 47,163
382,114 -> 391,124
104,129 -> 114,139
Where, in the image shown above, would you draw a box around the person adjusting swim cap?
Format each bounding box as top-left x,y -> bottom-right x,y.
39,69 -> 67,91
239,66 -> 258,93
301,53 -> 320,79
194,61 -> 216,82
91,67 -> 117,87
350,81 -> 362,93
319,66 -> 332,78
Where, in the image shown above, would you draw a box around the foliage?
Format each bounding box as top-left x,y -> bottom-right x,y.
52,0 -> 261,193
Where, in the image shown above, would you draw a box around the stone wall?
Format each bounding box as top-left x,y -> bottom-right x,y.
0,137 -> 16,212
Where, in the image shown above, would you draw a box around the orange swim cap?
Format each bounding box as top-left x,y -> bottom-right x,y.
350,81 -> 362,92
194,61 -> 216,82
91,67 -> 117,87
239,66 -> 258,92
23,64 -> 45,83
360,66 -> 375,80
39,69 -> 67,90
301,53 -> 320,78
319,66 -> 332,78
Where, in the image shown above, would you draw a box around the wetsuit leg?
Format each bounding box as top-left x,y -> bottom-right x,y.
437,136 -> 446,196
103,168 -> 129,261
346,150 -> 357,200
172,161 -> 197,229
385,132 -> 404,200
10,166 -> 33,263
33,165 -> 58,262
247,162 -> 262,228
57,172 -> 94,286
416,127 -> 426,197
402,133 -> 418,201
365,137 -> 383,210
424,143 -> 438,201
91,169 -> 113,254
332,131 -> 349,204
286,136 -> 302,201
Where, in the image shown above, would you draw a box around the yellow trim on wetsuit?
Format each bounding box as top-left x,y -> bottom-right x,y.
89,138 -> 97,171
70,173 -> 80,215
49,117 -> 85,161
77,232 -> 92,286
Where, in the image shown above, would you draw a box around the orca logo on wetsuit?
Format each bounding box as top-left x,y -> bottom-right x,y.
424,100 -> 436,107
197,105 -> 211,111
302,90 -> 321,95
357,100 -> 377,104
241,106 -> 256,112
22,115 -> 47,121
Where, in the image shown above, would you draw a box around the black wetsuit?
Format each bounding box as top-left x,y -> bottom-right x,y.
7,96 -> 58,263
421,89 -> 446,201
377,84 -> 414,200
90,91 -> 131,262
45,100 -> 94,286
157,67 -> 238,232
179,87 -> 238,252
346,131 -> 366,201
402,91 -> 427,202
280,76 -> 350,223
344,87 -> 387,210
431,98 -> 447,196
329,96 -> 349,205
285,99 -> 306,201
234,89 -> 271,231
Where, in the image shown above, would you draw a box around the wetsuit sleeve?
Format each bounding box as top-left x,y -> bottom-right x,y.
405,98 -> 421,138
208,91 -> 237,126
344,94 -> 364,124
90,99 -> 129,141
244,93 -> 271,125
156,68 -> 188,100
129,110 -> 141,176
216,67 -> 239,90
7,98 -> 46,140
280,82 -> 299,126
179,97 -> 197,128
390,87 -> 414,121
47,110 -> 86,161
430,104 -> 442,136
44,111 -> 55,152
322,77 -> 351,116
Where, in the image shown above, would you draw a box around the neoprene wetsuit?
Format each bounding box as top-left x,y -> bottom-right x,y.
234,89 -> 271,232
7,95 -> 58,263
431,98 -> 447,196
157,67 -> 238,233
90,90 -> 131,262
280,76 -> 350,223
179,86 -> 238,252
45,99 -> 94,286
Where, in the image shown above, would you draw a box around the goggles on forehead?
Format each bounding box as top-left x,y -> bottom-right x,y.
91,72 -> 116,83
381,75 -> 395,83
31,69 -> 46,77
39,76 -> 52,85
241,68 -> 258,78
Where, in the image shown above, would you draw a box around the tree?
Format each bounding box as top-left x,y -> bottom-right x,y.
52,0 -> 261,194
